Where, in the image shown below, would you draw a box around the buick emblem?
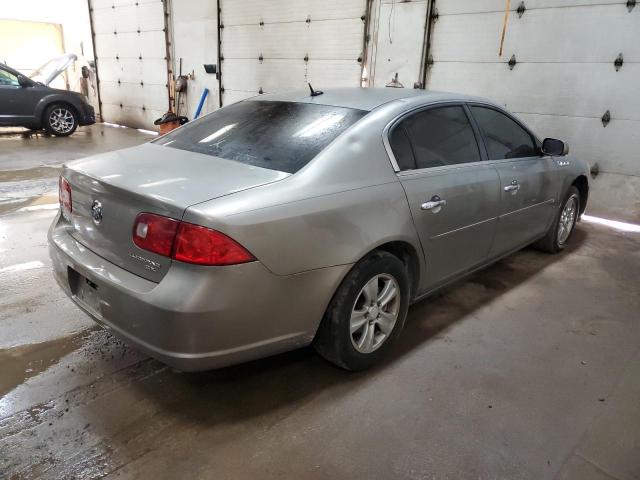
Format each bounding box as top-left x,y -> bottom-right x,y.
91,200 -> 103,225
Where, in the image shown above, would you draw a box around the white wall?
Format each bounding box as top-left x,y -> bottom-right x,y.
1,1 -> 94,64
171,0 -> 220,119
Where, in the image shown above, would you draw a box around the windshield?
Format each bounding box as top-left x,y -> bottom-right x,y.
153,101 -> 367,174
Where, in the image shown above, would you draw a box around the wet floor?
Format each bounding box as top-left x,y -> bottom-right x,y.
0,328 -> 98,398
1,125 -> 639,479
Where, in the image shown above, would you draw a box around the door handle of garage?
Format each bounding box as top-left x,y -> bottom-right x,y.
504,181 -> 520,194
421,196 -> 447,212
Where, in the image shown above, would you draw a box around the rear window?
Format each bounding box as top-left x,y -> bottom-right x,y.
153,101 -> 367,174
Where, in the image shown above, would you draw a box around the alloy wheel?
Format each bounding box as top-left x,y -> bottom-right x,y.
49,108 -> 75,134
350,274 -> 400,354
558,195 -> 578,245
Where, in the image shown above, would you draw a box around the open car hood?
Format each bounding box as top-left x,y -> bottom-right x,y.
29,53 -> 77,86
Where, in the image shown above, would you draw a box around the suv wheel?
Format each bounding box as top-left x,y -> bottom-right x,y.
313,251 -> 410,371
44,104 -> 78,136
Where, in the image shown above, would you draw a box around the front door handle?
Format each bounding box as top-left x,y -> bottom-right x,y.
421,195 -> 447,213
504,180 -> 520,194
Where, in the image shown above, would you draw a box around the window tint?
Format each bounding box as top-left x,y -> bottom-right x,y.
389,126 -> 416,171
0,68 -> 19,86
395,106 -> 481,170
470,106 -> 538,160
153,101 -> 367,174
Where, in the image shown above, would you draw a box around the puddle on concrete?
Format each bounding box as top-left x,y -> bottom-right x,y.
0,328 -> 98,398
0,166 -> 61,182
0,166 -> 60,215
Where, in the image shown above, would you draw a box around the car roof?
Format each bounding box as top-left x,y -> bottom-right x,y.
248,87 -> 489,111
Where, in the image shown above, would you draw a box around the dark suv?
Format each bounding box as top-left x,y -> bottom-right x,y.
0,62 -> 95,136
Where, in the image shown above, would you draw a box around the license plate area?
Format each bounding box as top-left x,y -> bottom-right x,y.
68,267 -> 101,315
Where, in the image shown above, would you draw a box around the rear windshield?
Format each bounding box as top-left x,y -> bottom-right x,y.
153,101 -> 367,174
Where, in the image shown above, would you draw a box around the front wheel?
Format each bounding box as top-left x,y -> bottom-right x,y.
43,104 -> 78,137
535,186 -> 580,253
313,251 -> 410,371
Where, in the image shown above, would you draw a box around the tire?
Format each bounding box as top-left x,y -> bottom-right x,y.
535,186 -> 580,253
43,104 -> 78,137
313,251 -> 410,371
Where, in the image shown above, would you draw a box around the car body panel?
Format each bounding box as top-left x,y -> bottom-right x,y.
489,156 -> 558,256
48,87 -> 590,371
399,163 -> 501,289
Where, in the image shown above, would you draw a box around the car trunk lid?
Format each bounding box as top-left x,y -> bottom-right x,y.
63,143 -> 288,282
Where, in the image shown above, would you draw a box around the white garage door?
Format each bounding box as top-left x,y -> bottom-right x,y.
90,0 -> 170,128
426,0 -> 640,193
220,0 -> 368,105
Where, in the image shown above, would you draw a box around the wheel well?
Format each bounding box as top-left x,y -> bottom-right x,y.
373,241 -> 421,300
41,102 -> 78,124
572,175 -> 589,215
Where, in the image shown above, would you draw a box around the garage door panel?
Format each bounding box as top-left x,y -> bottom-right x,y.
90,0 -> 168,128
221,0 -> 365,105
435,0 -> 623,15
223,59 -> 307,92
91,2 -> 164,34
223,19 -> 363,60
93,31 -> 166,59
101,104 -> 165,130
221,90 -> 258,105
306,60 -> 363,89
99,82 -> 168,111
222,0 -> 365,25
431,5 -> 640,63
428,62 -> 640,120
516,113 -> 640,177
92,0 -> 159,9
96,57 -> 167,85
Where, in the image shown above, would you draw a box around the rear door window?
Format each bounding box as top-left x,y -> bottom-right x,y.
154,101 -> 367,174
392,105 -> 481,170
469,106 -> 539,160
389,125 -> 416,171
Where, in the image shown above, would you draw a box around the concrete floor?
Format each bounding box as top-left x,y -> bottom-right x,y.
1,125 -> 639,480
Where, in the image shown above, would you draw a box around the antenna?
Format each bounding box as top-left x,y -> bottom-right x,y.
308,83 -> 323,97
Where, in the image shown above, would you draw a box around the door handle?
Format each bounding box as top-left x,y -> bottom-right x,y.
504,180 -> 520,194
421,195 -> 447,212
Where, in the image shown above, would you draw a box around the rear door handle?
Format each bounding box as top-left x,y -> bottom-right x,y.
421,195 -> 447,212
504,180 -> 520,194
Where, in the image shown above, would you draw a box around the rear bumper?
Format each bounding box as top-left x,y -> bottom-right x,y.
48,213 -> 348,371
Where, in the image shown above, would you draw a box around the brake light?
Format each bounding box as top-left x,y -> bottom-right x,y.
59,176 -> 72,217
174,222 -> 256,266
132,213 -> 179,257
132,213 -> 255,266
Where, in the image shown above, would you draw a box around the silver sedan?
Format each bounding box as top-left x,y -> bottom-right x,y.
48,88 -> 589,371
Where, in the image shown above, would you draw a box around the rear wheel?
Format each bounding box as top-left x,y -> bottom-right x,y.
535,186 -> 580,253
43,104 -> 78,136
313,251 -> 409,371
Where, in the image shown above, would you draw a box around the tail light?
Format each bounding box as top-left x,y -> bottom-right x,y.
59,176 -> 72,217
132,213 -> 179,257
132,213 -> 255,266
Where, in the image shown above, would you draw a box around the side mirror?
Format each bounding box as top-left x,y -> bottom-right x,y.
542,137 -> 569,156
17,75 -> 31,87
